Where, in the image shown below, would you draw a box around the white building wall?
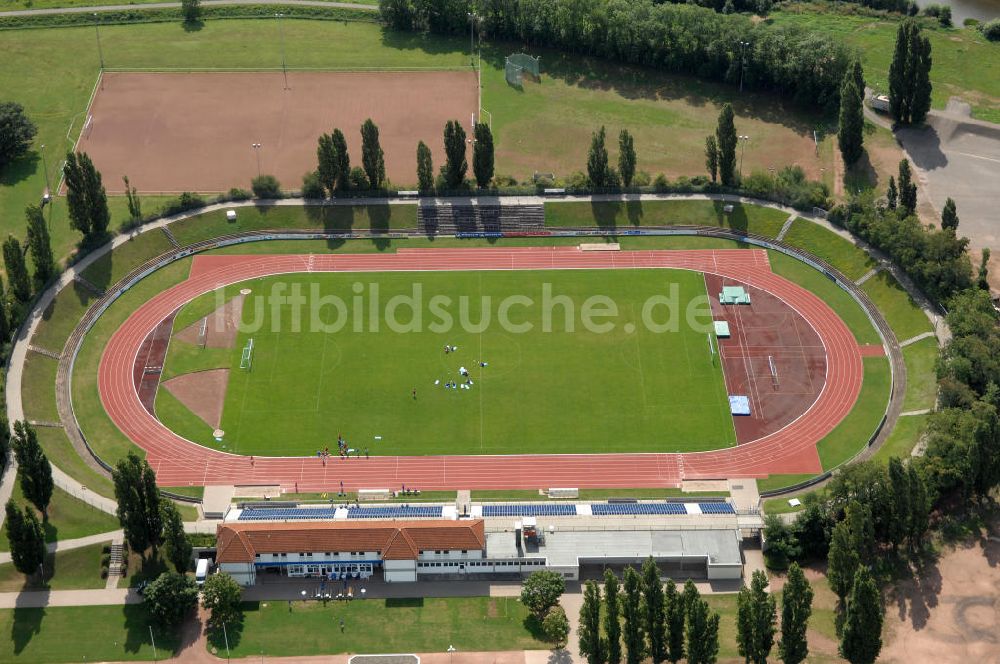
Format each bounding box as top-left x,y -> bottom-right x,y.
707,563 -> 742,580
383,559 -> 417,583
220,562 -> 256,586
416,549 -> 484,561
254,551 -> 380,564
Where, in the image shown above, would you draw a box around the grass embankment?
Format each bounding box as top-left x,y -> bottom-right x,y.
0,542 -> 110,592
169,204 -> 419,247
72,258 -> 193,467
0,481 -> 119,552
902,337 -> 938,411
861,271 -> 934,342
20,353 -> 59,423
544,200 -> 790,237
782,218 -> 876,281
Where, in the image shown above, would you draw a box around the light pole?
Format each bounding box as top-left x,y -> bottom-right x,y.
223,623 -> 231,662
94,13 -> 105,70
738,40 -> 750,93
467,13 -> 476,67
40,143 -> 51,198
738,135 -> 750,178
276,13 -> 288,90
448,645 -> 456,664
149,625 -> 158,662
252,143 -> 262,177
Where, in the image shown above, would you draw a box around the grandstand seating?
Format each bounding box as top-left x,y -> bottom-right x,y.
481,504 -> 578,517
590,502 -> 687,516
418,204 -> 545,237
238,507 -> 338,521
697,502 -> 736,514
346,506 -> 443,519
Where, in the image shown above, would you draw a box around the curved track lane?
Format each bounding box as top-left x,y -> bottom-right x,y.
97,247 -> 863,491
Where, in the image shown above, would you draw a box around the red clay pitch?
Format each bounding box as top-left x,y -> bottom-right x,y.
76,71 -> 478,194
98,247 -> 865,490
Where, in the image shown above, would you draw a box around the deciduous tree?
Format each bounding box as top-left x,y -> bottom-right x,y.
202,572 -> 243,630
63,151 -> 110,242
941,197 -> 959,232
11,421 -> 52,517
618,129 -> 636,187
889,21 -> 933,124
827,520 -> 859,603
0,102 -> 37,171
664,579 -> 684,663
685,587 -> 720,664
543,605 -> 570,647
26,205 -> 54,286
736,569 -> 776,664
3,235 -> 30,303
838,74 -> 865,166
587,126 -> 609,188
716,104 -> 737,185
416,141 -> 434,192
886,176 -> 897,210
520,570 -> 565,619
705,136 -> 719,183
778,562 -> 813,664
360,119 -> 386,189
473,123 -> 495,188
4,501 -> 44,576
161,501 -> 192,572
897,159 -> 917,215
621,566 -> 645,664
579,580 -> 605,664
839,567 -> 883,664
113,451 -> 163,554
641,557 -> 666,663
442,120 -> 468,189
145,572 -> 199,627
604,570 -> 622,664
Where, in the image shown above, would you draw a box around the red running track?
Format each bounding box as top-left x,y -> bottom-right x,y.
97,247 -> 863,491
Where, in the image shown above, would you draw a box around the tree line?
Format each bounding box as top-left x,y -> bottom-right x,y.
305,117 -> 496,197
380,0 -> 854,113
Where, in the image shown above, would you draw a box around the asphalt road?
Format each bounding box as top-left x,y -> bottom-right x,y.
895,99 -> 1000,288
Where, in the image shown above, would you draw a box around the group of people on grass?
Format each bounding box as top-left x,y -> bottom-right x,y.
435,344 -> 488,392
317,435 -> 369,462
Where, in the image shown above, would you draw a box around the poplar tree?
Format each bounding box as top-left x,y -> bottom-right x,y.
472,122 -> 495,188
442,120 -> 468,189
778,563 -> 813,664
604,570 -> 622,664
736,570 -> 776,664
838,75 -> 865,166
587,126 -> 609,188
716,104 -> 737,185
839,567 -> 883,664
618,129 -> 636,187
3,235 -> 30,303
641,557 -> 667,664
360,118 -> 386,189
579,580 -> 605,664
26,205 -> 54,285
416,141 -> 434,192
621,566 -> 645,664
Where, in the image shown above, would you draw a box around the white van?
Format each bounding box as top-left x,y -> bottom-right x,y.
195,558 -> 210,586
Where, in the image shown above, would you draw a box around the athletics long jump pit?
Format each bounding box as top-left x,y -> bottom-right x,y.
75,70 -> 479,194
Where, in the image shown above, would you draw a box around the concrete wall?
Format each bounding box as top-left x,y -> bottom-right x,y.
707,563 -> 743,580
220,562 -> 256,586
383,559 -> 417,583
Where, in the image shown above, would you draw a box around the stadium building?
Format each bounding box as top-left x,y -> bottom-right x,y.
216,500 -> 751,585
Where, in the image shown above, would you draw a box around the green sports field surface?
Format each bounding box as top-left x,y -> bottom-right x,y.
158,268 -> 736,456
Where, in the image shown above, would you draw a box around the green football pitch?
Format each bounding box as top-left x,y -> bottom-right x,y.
159,268 -> 737,456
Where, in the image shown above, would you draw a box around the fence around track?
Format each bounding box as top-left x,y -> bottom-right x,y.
39,215 -> 905,503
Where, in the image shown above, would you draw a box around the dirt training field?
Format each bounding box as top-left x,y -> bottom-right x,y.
77,71 -> 478,193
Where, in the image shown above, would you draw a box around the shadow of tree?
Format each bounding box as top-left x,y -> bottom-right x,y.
10,606 -> 44,655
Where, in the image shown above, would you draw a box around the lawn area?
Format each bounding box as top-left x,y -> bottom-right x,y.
34,427 -> 117,499
544,200 -> 790,237
72,258 -> 193,467
0,604 -> 175,662
215,597 -> 547,657
169,204 -> 419,247
0,481 -> 119,552
80,230 -> 175,292
816,356 -> 892,470
30,282 -> 98,354
0,542 -> 109,592
0,18 -> 837,264
766,250 -> 881,345
902,337 -> 939,411
771,6 -> 1000,122
872,413 -> 929,464
20,353 -> 59,423
160,269 -> 736,456
861,271 -> 933,342
781,218 -> 876,281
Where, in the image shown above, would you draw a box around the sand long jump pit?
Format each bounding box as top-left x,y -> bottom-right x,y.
76,70 -> 479,193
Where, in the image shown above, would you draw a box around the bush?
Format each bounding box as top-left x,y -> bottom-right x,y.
227,187 -> 251,201
161,192 -> 206,217
632,170 -> 652,187
251,174 -> 282,199
348,167 -> 369,191
492,174 -> 518,187
981,18 -> 1000,41
739,165 -> 829,210
301,171 -> 326,199
653,173 -> 670,191
922,4 -> 951,26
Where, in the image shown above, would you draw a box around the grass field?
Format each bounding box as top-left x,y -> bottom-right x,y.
0,604 -> 173,663
902,337 -> 939,411
0,542 -> 109,592
34,427 -> 117,499
0,481 -> 119,552
771,5 -> 1000,122
159,268 -> 736,455
872,412 -> 928,463
544,200 -> 790,236
20,352 -> 59,423
0,19 -> 838,264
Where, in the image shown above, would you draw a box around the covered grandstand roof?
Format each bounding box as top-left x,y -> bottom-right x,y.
217,520 -> 486,563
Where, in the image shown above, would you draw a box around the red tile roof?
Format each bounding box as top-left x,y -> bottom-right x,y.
216,520 -> 485,563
